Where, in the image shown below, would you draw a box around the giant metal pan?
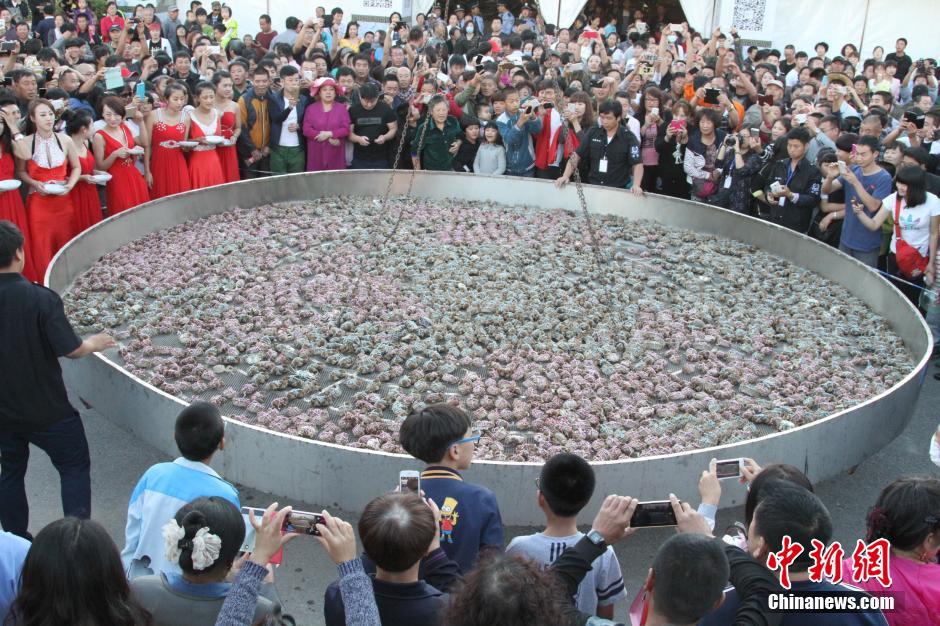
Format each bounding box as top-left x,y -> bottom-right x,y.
47,172 -> 932,525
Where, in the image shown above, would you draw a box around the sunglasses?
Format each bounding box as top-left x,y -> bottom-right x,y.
450,430 -> 481,447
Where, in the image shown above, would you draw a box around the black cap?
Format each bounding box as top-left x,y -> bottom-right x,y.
454,3 -> 465,12
831,56 -> 847,64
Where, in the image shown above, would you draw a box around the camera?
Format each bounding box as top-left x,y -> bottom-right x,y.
724,135 -> 737,147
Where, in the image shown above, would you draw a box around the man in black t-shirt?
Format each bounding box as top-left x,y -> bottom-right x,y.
0,221 -> 116,540
555,100 -> 645,195
348,82 -> 399,169
884,37 -> 913,80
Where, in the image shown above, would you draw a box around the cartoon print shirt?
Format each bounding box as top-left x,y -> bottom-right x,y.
420,466 -> 505,573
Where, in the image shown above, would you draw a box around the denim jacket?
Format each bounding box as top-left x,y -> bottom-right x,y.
496,111 -> 542,174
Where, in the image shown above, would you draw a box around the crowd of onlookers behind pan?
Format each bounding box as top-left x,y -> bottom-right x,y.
1,399 -> 938,626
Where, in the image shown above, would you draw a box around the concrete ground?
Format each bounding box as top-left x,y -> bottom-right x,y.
12,367 -> 939,625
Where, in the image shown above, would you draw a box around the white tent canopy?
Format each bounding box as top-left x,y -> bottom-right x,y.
679,0 -> 939,60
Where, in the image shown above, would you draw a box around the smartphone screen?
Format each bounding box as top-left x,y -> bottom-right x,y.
283,510 -> 325,536
399,471 -> 421,494
631,501 -> 678,528
715,459 -> 742,479
136,82 -> 146,99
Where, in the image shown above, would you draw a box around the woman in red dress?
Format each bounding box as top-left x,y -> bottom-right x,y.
92,96 -> 149,216
0,108 -> 37,281
64,109 -> 103,235
144,82 -> 192,199
13,99 -> 81,282
213,72 -> 241,183
186,82 -> 225,189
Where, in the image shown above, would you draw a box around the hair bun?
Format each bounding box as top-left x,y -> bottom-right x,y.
867,506 -> 892,539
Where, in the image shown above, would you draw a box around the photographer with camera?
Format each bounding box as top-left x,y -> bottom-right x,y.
711,129 -> 764,214
496,87 -> 542,177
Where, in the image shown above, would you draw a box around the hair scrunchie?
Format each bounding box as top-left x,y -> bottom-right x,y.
161,519 -> 223,571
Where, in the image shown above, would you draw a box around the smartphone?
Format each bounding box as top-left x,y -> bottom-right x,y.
567,62 -> 583,72
749,127 -> 760,137
38,87 -> 46,97
566,103 -> 577,113
757,94 -> 774,106
703,88 -> 720,105
399,470 -> 421,494
638,65 -> 654,77
208,45 -> 221,55
650,106 -> 659,117
837,160 -> 847,175
542,101 -> 554,110
284,510 -> 326,536
303,70 -> 314,80
794,113 -> 807,125
631,501 -> 679,528
0,41 -> 16,54
770,180 -> 784,194
44,67 -> 54,81
0,19 -> 5,30
239,507 -> 284,565
687,66 -> 699,76
420,93 -> 432,104
670,23 -> 683,33
715,459 -> 743,480
135,82 -> 146,99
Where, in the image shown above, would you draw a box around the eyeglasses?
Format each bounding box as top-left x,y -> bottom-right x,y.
450,430 -> 481,447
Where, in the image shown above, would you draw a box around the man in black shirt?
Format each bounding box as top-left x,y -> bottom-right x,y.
884,37 -> 912,80
348,82 -> 398,169
555,100 -> 645,196
0,221 -> 116,539
764,127 -> 822,233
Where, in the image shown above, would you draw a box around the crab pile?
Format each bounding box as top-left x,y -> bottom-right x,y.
63,197 -> 913,461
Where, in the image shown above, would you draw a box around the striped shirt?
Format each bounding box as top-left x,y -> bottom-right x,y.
507,531 -> 626,615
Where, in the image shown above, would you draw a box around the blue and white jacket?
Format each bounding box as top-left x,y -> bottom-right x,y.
121,457 -> 240,578
496,110 -> 542,175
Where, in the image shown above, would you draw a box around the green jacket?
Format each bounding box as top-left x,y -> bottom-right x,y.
411,115 -> 461,171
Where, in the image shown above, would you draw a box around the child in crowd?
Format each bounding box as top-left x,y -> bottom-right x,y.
453,115 -> 481,173
507,453 -> 626,619
121,401 -> 239,578
398,403 -> 504,572
131,496 -> 287,625
473,121 -> 507,175
324,492 -> 459,626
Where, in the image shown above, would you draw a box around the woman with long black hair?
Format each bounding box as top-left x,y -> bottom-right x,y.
8,517 -> 152,625
852,164 -> 940,307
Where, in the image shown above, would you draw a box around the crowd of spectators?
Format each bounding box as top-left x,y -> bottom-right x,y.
0,1 -> 939,625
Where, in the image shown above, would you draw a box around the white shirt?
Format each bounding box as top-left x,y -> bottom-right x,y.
884,190 -> 940,255
278,94 -> 300,147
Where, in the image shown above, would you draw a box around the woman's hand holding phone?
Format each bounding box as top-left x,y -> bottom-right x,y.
314,511 -> 358,565
247,503 -> 298,567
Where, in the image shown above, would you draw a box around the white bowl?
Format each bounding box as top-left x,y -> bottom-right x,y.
91,173 -> 112,184
203,135 -> 226,145
179,140 -> 199,148
0,179 -> 21,191
43,183 -> 67,195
